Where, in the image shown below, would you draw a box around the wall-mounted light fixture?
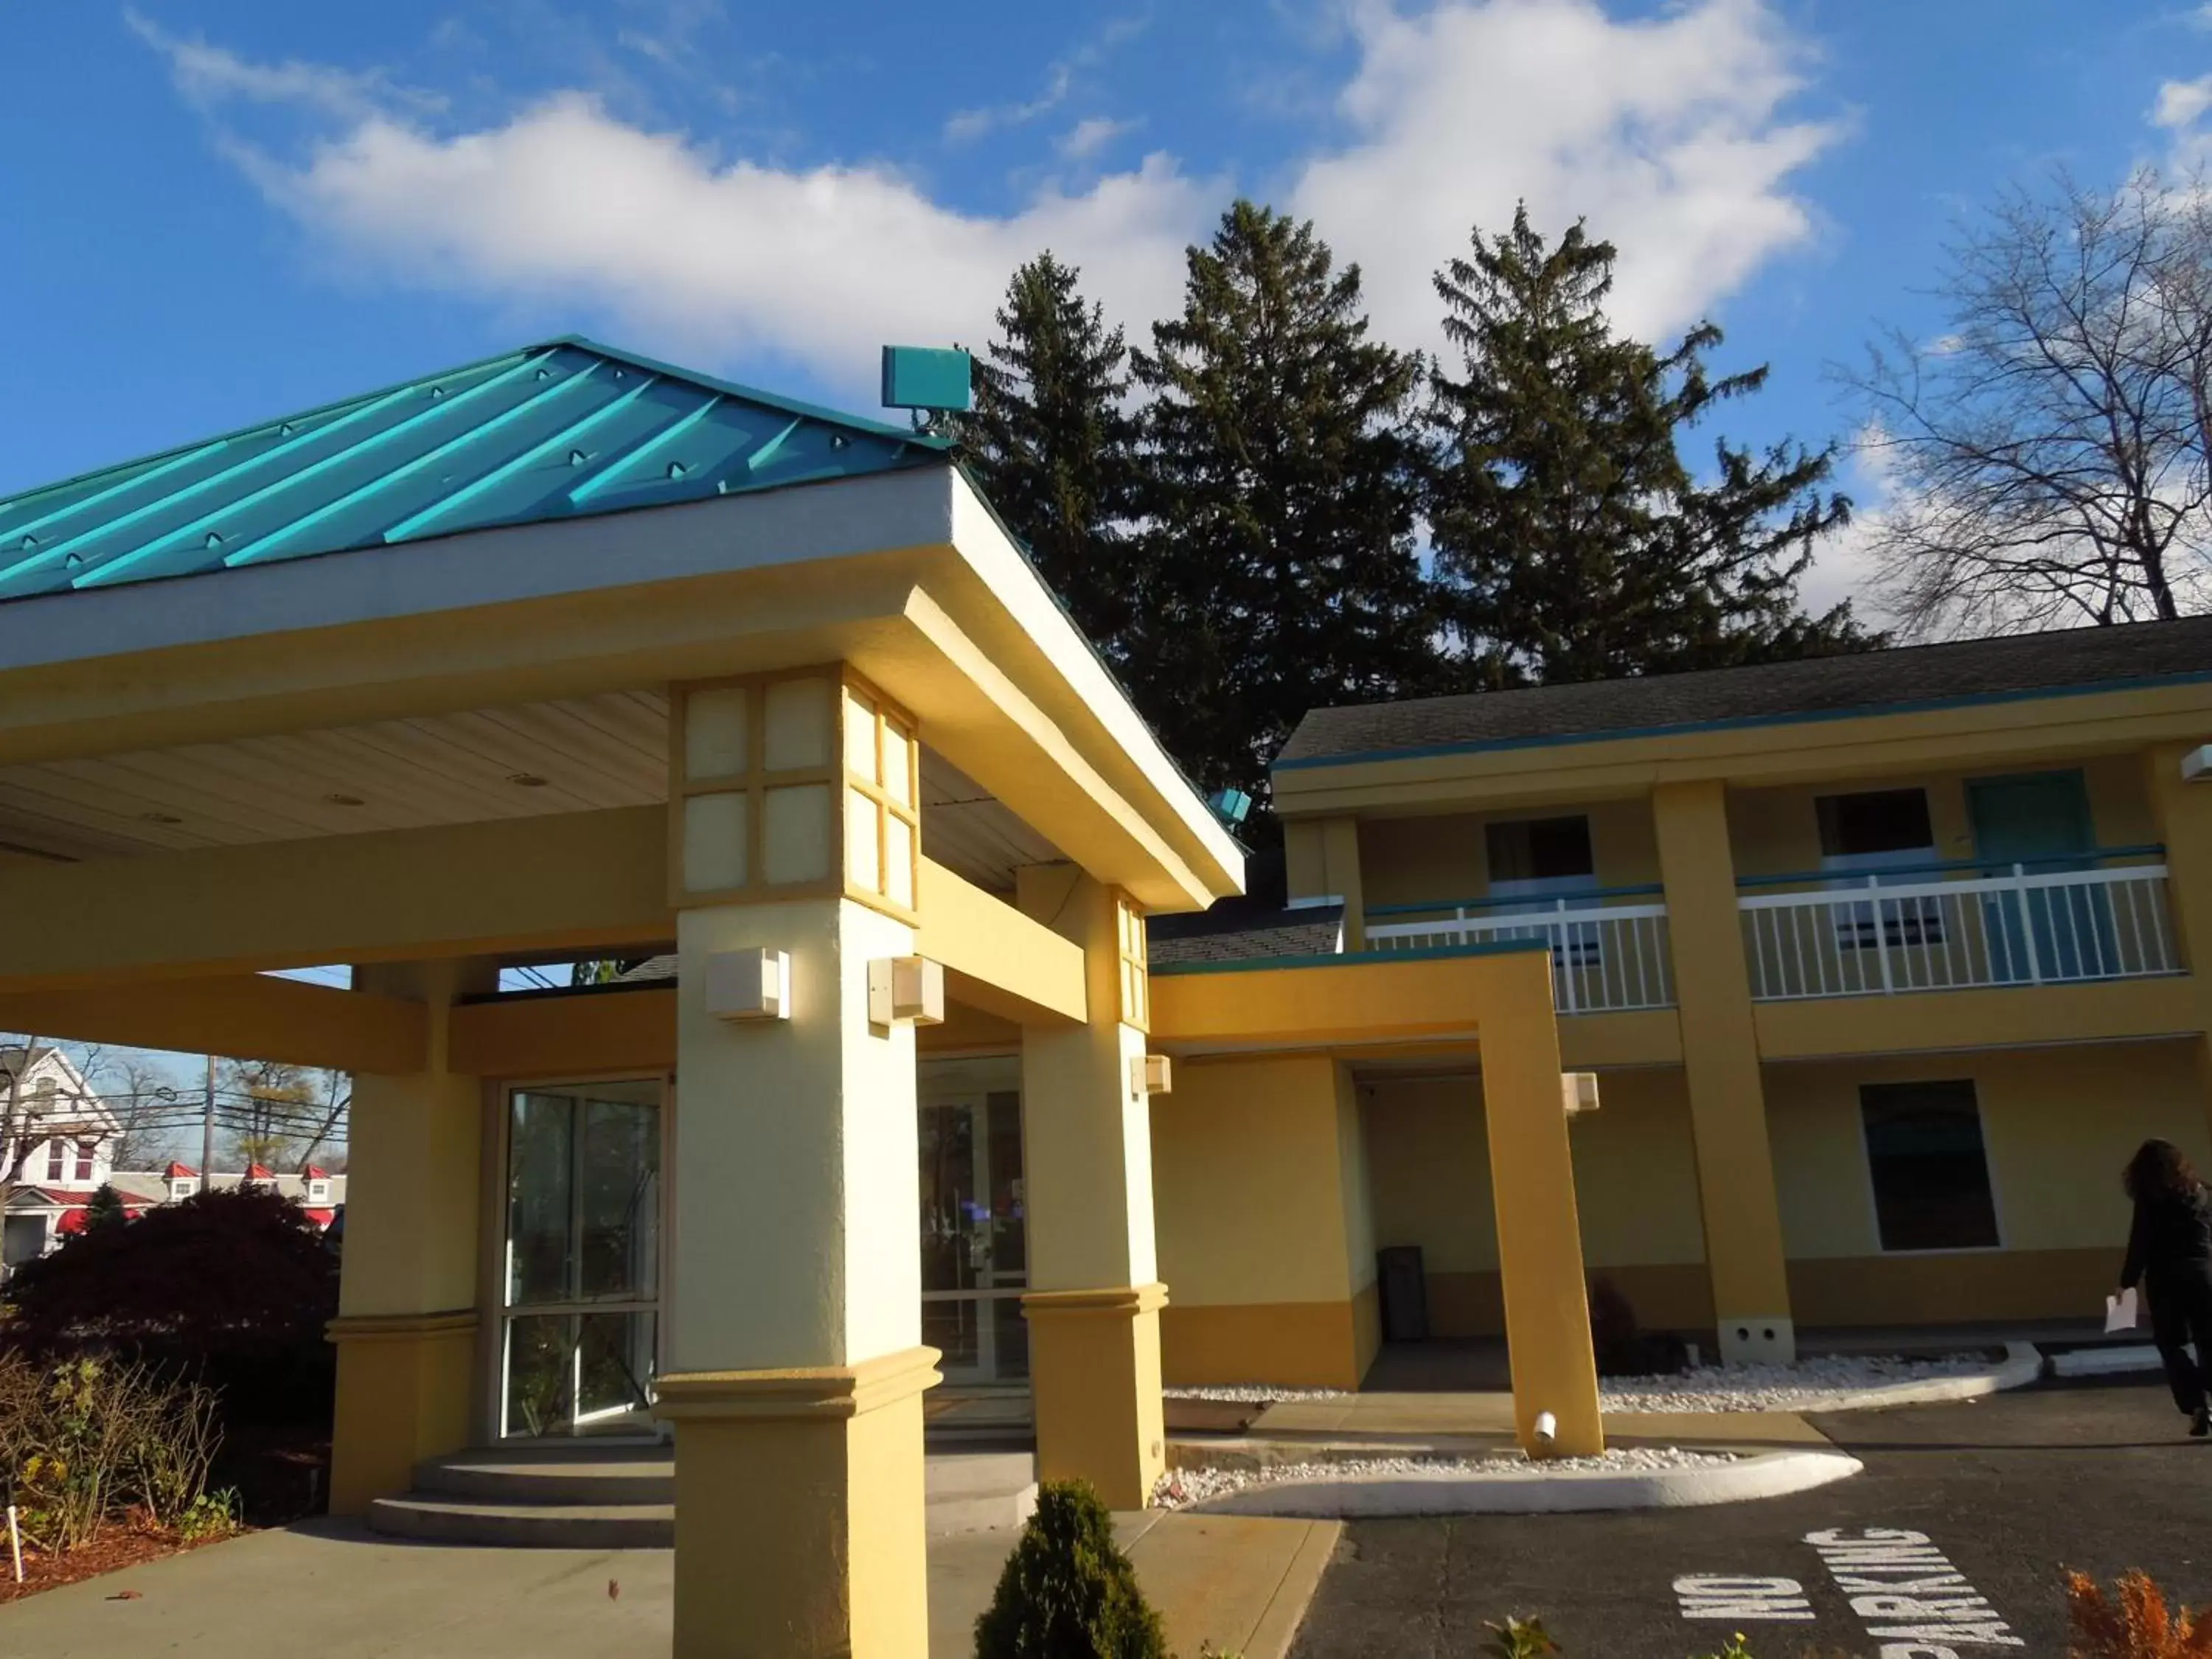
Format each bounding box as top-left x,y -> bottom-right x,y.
1560,1072 -> 1601,1118
705,948 -> 791,1022
868,956 -> 944,1029
2183,745 -> 2212,783
1130,1054 -> 1172,1097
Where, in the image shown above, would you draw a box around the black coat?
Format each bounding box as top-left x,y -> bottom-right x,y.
2122,1183 -> 2212,1290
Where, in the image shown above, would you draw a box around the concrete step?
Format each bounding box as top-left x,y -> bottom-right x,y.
366,1492 -> 673,1550
414,1446 -> 674,1506
373,1445 -> 1036,1547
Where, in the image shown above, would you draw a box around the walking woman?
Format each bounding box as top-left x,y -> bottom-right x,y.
2121,1138 -> 2212,1438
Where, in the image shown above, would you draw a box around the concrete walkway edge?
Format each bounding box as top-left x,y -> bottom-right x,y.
1764,1339 -> 2045,1412
1192,1450 -> 1865,1518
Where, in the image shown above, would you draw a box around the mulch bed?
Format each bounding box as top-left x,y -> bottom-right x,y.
0,1512 -> 239,1604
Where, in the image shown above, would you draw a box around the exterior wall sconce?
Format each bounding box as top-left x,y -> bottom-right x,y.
1561,1071 -> 1601,1118
868,956 -> 944,1029
706,948 -> 792,1022
2183,745 -> 2212,782
1130,1054 -> 1173,1097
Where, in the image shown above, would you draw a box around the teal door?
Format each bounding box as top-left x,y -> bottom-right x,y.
1966,771 -> 2107,981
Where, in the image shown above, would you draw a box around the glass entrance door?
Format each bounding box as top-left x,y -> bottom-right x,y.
918,1079 -> 1027,1385
501,1079 -> 663,1439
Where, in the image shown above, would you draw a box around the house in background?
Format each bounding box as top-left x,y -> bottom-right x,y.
115,1161 -> 348,1228
0,1046 -> 125,1267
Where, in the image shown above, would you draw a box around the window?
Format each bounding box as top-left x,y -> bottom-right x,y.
1486,815 -> 1596,894
1860,1080 -> 2000,1252
307,1179 -> 330,1203
72,1142 -> 93,1182
41,1142 -> 62,1183
1818,788 -> 1941,949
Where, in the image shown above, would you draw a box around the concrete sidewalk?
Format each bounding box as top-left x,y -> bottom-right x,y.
0,1510 -> 1338,1659
1239,1389 -> 1830,1455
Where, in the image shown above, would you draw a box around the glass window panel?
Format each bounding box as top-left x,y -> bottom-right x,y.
682,791 -> 748,892
1860,1080 -> 2000,1252
922,1298 -> 980,1371
684,686 -> 749,779
885,813 -> 914,907
883,722 -> 913,807
577,1098 -> 661,1300
846,786 -> 880,893
506,1093 -> 576,1306
763,783 -> 833,884
1486,816 -> 1595,884
763,676 -> 833,771
844,689 -> 880,786
502,1312 -> 573,1439
1819,790 -> 1935,860
991,1295 -> 1030,1381
917,1104 -> 977,1295
574,1310 -> 658,1427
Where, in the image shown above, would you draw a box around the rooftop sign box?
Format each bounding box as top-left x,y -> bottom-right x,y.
880,346 -> 973,414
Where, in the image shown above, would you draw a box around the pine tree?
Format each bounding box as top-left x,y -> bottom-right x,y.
954,253 -> 1144,664
1428,206 -> 1874,688
80,1182 -> 128,1236
1130,200 -> 1436,804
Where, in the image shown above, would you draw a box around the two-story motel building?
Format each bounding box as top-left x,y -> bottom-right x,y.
1,336 -> 2208,1656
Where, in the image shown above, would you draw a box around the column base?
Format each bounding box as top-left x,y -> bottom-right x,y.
1023,1284 -> 1167,1510
655,1346 -> 940,1659
327,1311 -> 479,1515
1717,1315 -> 1796,1366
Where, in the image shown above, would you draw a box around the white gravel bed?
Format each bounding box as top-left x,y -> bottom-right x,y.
1600,1352 -> 1991,1413
1152,1447 -> 1736,1511
1163,1384 -> 1352,1403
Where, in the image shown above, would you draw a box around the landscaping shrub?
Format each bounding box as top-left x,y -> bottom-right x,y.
2067,1569 -> 2212,1657
1587,1276 -> 1688,1377
1,1186 -> 338,1425
1482,1616 -> 1561,1656
0,1351 -> 229,1553
973,1479 -> 1168,1659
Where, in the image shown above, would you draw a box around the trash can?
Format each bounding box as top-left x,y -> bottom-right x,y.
1377,1245 -> 1427,1343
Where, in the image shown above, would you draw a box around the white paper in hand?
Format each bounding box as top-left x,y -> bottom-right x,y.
2106,1287 -> 2139,1334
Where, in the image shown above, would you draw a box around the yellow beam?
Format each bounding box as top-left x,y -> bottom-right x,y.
0,807 -> 672,992
914,855 -> 1087,1025
0,974 -> 428,1074
1753,975 -> 2203,1061
1150,948 -> 1540,1049
447,985 -> 677,1079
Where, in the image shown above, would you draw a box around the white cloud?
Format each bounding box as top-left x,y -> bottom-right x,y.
1058,116 -> 1140,161
2154,73 -> 2212,135
124,8 -> 442,124
141,0 -> 1840,397
1798,427 -> 1902,625
1293,0 -> 1843,348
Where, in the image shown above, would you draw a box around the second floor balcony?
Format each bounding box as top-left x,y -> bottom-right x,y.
1366,887 -> 1676,1015
1735,846 -> 2180,1002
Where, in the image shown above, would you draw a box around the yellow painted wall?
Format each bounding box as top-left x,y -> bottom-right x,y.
1728,757 -> 2157,882
1357,797 -> 1660,911
1152,1056 -> 1366,1306
1766,1040 -> 2211,1261
1151,1054 -> 1380,1388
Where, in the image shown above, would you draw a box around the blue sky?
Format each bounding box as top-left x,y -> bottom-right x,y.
4,0 -> 2211,618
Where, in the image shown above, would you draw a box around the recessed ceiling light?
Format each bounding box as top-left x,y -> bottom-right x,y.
140,812 -> 183,826
507,773 -> 549,788
324,793 -> 366,807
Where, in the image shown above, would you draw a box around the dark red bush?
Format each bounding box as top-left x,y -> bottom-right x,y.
1,1186 -> 338,1422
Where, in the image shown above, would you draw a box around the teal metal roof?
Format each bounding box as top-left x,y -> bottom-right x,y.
0,337 -> 947,603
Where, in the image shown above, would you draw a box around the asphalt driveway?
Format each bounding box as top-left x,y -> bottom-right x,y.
1290,1374 -> 2212,1658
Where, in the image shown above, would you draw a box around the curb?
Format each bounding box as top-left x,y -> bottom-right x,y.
1189,1450 -> 1864,1518
2050,1342 -> 2191,1379
1767,1340 -> 2045,1413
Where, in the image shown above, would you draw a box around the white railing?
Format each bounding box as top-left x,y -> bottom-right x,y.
1366,897 -> 1675,1014
1739,863 -> 2179,1001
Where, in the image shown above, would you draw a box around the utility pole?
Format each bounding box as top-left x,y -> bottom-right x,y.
199,1053 -> 215,1192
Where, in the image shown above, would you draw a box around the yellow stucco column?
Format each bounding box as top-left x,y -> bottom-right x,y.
1016,866 -> 1165,1510
1653,780 -> 1796,1364
2148,744 -> 2212,1141
1481,962 -> 1604,1456
1284,817 -> 1368,947
328,956 -> 495,1516
659,667 -> 935,1659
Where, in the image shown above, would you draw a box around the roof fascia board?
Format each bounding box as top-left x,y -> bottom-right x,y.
1273,678 -> 2212,815
945,474 -> 1243,903
1276,668 -> 2212,777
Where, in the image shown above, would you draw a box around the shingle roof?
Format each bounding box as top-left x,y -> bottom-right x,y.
1276,616 -> 2212,768
1148,901 -> 1345,968
0,337 -> 947,603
